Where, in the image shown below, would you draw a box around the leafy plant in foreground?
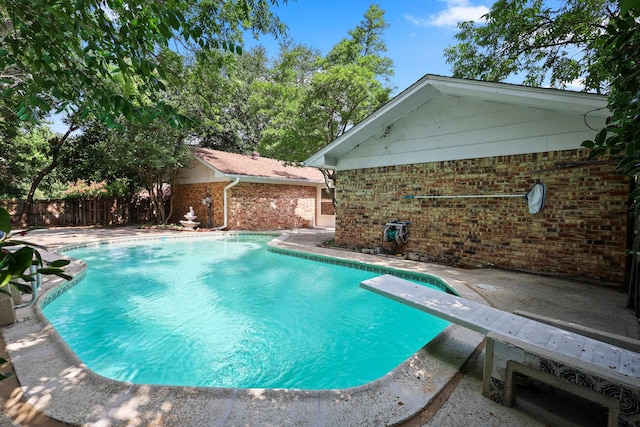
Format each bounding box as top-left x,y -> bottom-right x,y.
0,206 -> 71,379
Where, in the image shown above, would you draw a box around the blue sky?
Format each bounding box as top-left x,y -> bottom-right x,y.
247,0 -> 491,94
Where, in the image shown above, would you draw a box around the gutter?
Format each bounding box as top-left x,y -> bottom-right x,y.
215,177 -> 240,230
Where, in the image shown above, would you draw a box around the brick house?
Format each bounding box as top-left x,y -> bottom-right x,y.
305,75 -> 630,284
173,148 -> 334,230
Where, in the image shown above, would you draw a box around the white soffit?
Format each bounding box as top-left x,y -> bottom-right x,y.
177,158 -> 223,184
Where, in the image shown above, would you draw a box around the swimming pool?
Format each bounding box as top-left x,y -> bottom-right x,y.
43,234 -> 450,390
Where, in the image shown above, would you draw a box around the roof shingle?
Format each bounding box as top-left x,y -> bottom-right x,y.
192,147 -> 324,183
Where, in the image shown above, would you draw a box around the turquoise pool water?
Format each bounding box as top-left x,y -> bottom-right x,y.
43,235 -> 449,389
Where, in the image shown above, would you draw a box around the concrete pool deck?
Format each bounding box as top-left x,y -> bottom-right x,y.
1,226 -> 639,426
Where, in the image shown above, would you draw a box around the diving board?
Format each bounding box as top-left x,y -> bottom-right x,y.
360,274 -> 640,426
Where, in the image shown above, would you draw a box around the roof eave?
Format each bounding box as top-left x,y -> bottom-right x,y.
304,75 -> 609,169
224,174 -> 324,186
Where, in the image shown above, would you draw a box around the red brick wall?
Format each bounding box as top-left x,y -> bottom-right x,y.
172,182 -> 317,230
172,182 -> 227,228
336,149 -> 629,283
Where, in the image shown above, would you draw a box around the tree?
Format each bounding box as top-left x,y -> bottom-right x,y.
61,116 -> 191,225
444,0 -> 617,92
324,4 -> 393,83
1,1 -> 287,224
0,69 -> 28,196
254,5 -> 393,199
104,119 -> 191,224
57,123 -> 119,185
582,1 -> 640,312
176,46 -> 272,153
0,125 -> 55,198
584,4 -> 640,180
255,5 -> 395,163
1,0 -> 286,126
251,42 -> 322,160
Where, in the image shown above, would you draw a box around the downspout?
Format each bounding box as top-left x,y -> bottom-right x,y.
215,177 -> 240,230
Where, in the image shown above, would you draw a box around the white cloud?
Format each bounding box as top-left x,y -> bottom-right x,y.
544,78 -> 592,93
564,79 -> 586,92
405,0 -> 490,29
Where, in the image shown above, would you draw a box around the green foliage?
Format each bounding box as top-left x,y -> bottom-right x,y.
61,179 -> 129,200
56,123 -> 117,184
0,357 -> 9,381
324,4 -> 393,81
0,123 -> 131,200
621,0 -> 640,13
2,0 -> 288,216
582,5 -> 640,201
0,0 -> 286,127
0,205 -> 70,378
0,206 -> 70,301
254,4 -> 394,164
174,47 -> 271,153
94,117 -> 192,224
250,43 -> 321,161
444,0 -> 616,92
0,125 -> 54,197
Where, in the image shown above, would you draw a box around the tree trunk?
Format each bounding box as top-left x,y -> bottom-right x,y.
20,126 -> 77,226
627,223 -> 639,315
146,176 -> 166,225
320,168 -> 337,206
155,178 -> 166,225
165,171 -> 178,226
626,177 -> 639,317
146,185 -> 157,224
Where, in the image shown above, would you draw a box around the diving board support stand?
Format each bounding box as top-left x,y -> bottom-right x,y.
484,332 -> 621,426
360,274 -> 640,427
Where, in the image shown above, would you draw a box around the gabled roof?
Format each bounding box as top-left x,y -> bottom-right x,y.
304,74 -> 609,170
191,147 -> 324,184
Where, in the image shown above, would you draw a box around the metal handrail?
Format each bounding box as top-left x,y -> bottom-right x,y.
14,265 -> 41,309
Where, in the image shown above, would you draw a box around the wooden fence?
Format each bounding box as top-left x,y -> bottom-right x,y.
1,197 -> 157,226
